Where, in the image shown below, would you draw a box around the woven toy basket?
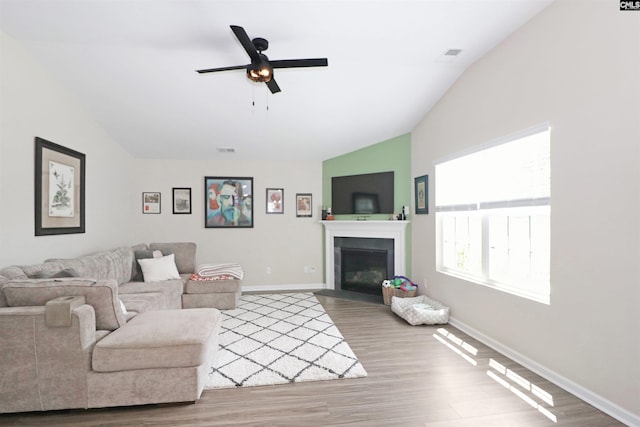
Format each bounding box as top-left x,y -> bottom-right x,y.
382,286 -> 417,305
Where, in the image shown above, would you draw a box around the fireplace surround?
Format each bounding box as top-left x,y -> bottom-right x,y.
321,220 -> 409,291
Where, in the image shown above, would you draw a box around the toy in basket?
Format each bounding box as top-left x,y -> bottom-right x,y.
381,276 -> 417,305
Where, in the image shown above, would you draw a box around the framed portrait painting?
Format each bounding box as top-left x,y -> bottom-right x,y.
34,137 -> 85,236
205,176 -> 253,228
414,175 -> 428,214
172,187 -> 191,214
296,193 -> 312,217
266,188 -> 284,214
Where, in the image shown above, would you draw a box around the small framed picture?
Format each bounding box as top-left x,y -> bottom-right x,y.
142,192 -> 161,214
266,188 -> 284,214
296,193 -> 312,217
414,175 -> 428,214
172,187 -> 191,214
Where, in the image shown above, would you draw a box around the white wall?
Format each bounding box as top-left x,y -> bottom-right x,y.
0,31 -> 136,265
132,158 -> 324,288
411,0 -> 640,422
0,29 -> 325,289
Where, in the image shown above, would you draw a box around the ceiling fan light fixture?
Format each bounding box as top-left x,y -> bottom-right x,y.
247,65 -> 272,82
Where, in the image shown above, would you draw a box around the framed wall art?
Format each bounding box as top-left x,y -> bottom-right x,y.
414,175 -> 428,214
142,192 -> 161,214
205,176 -> 253,228
34,137 -> 86,236
172,187 -> 192,214
296,193 -> 312,217
266,188 -> 284,214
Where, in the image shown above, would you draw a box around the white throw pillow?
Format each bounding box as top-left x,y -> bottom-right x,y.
137,253 -> 181,282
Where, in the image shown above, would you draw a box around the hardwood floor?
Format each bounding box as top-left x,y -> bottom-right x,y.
0,295 -> 624,426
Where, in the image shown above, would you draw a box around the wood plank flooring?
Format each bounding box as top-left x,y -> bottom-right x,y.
0,295 -> 625,426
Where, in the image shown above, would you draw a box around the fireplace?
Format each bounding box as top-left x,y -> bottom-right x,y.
322,220 -> 409,293
334,237 -> 394,295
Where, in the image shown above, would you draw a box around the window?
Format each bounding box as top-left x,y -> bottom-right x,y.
435,124 -> 550,303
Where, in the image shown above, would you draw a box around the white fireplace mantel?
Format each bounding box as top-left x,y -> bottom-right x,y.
321,220 -> 409,289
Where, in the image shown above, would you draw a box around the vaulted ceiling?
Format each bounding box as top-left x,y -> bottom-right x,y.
0,0 -> 554,161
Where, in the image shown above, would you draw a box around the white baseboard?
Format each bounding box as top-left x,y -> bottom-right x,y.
449,316 -> 640,427
241,283 -> 326,293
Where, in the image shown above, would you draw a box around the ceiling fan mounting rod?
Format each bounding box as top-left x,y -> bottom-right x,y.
252,37 -> 268,52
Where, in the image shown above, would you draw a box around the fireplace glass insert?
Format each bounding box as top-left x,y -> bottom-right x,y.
334,237 -> 394,296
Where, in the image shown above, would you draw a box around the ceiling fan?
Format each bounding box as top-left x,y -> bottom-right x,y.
196,25 -> 328,94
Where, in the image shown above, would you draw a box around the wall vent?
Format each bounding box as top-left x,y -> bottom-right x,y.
216,147 -> 235,153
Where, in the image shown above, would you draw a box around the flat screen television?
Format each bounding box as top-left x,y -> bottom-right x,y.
331,171 -> 394,215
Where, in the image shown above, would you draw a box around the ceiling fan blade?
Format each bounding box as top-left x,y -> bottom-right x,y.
269,58 -> 328,69
230,25 -> 261,62
196,65 -> 248,74
266,78 -> 281,94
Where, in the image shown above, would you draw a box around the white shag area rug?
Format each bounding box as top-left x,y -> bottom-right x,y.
205,293 -> 367,389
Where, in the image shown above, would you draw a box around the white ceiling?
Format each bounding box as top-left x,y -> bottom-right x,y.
0,0 -> 553,161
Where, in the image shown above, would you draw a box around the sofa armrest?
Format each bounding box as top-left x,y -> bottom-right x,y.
45,295 -> 86,327
0,303 -> 97,412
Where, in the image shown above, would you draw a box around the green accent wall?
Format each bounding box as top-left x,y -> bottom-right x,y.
322,133 -> 412,218
322,133 -> 412,275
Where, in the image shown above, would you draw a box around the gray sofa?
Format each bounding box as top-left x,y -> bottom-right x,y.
0,242 -> 228,413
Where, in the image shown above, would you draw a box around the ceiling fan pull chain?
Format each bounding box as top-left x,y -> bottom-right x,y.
266,91 -> 269,111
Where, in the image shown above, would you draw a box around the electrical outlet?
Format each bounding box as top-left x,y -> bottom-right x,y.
310,266 -> 316,273
266,266 -> 272,274
303,266 -> 309,273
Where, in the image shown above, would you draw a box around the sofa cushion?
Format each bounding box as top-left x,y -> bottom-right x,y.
92,308 -> 221,372
47,247 -> 134,285
137,254 -> 181,282
0,275 -> 7,307
132,249 -> 173,282
30,268 -> 81,279
1,265 -> 44,280
184,278 -> 240,294
3,278 -> 126,330
119,292 -> 166,314
149,242 -> 196,274
118,279 -> 184,310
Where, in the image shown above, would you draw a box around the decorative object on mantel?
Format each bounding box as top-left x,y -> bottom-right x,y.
394,205 -> 409,221
382,276 -> 418,305
323,207 -> 334,220
205,293 -> 367,389
34,137 -> 86,236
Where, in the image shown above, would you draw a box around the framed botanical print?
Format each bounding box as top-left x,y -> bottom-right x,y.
34,137 -> 85,235
266,188 -> 284,214
414,175 -> 428,214
205,176 -> 253,228
296,193 -> 312,217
